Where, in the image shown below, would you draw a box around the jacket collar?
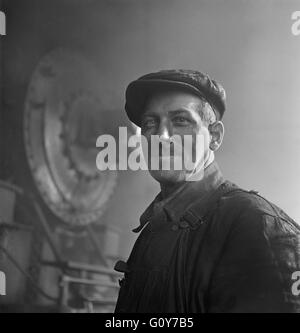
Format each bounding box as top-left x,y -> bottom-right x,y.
134,161 -> 224,233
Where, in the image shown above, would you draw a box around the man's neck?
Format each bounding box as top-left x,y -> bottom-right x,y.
160,152 -> 215,199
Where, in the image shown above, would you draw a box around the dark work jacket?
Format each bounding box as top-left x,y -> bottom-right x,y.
114,162 -> 300,313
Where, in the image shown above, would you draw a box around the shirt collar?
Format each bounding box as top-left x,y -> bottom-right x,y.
134,161 -> 224,232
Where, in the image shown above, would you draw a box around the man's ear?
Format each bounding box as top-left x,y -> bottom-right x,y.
208,121 -> 224,151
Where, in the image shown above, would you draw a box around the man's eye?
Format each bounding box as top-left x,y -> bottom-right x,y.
172,116 -> 190,125
142,118 -> 156,129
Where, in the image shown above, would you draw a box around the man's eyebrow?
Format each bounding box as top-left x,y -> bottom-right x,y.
142,108 -> 194,119
167,108 -> 193,115
141,113 -> 157,119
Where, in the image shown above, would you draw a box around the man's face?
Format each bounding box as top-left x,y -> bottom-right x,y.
140,89 -> 211,185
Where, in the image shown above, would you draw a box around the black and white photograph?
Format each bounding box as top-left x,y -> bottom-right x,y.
0,0 -> 300,317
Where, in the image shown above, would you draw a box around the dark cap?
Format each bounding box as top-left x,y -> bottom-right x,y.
125,69 -> 226,126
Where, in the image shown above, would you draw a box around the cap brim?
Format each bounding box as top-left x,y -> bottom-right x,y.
125,79 -> 206,126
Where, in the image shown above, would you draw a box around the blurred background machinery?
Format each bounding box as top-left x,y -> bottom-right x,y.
0,1 -> 129,312
0,47 -> 123,312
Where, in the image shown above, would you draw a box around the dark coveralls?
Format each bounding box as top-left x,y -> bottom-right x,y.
114,162 -> 300,313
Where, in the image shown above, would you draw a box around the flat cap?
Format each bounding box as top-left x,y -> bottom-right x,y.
125,69 -> 226,126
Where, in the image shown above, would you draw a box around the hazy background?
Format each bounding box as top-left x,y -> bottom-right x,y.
2,0 -> 300,259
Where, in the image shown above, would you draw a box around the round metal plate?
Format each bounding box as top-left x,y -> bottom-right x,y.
24,48 -> 117,226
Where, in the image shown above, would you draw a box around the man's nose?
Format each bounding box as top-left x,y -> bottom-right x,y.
157,119 -> 171,140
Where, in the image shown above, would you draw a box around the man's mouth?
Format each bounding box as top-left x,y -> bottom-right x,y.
159,146 -> 176,158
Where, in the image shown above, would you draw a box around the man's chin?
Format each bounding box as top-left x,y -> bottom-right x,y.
148,169 -> 186,184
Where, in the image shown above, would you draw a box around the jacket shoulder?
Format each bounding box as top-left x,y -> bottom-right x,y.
219,185 -> 285,217
216,184 -> 300,234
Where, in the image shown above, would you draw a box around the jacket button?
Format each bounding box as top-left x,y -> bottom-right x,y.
171,224 -> 178,231
179,220 -> 189,228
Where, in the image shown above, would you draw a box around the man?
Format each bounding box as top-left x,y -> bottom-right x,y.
114,69 -> 300,313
